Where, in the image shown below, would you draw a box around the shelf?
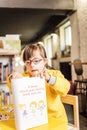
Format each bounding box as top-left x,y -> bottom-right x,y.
60,57 -> 71,62
0,51 -> 15,84
0,81 -> 6,84
0,49 -> 19,56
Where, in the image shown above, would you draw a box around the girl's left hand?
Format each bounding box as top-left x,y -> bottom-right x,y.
38,68 -> 50,82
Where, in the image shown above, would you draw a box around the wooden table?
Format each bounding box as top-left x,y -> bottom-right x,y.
0,116 -> 68,130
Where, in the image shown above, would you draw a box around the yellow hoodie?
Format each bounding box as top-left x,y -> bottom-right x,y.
7,69 -> 70,123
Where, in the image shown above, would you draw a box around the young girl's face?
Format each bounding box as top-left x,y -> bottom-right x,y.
25,50 -> 47,77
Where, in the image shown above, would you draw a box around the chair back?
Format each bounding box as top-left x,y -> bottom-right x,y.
73,59 -> 83,76
61,94 -> 79,130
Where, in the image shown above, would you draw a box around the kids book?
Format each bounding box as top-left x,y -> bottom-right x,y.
11,77 -> 48,130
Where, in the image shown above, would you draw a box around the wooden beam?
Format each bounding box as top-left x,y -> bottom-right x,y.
0,0 -> 74,10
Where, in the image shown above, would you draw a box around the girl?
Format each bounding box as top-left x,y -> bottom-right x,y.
7,43 -> 70,124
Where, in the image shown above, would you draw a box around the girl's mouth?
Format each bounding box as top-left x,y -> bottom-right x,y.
31,70 -> 39,76
32,70 -> 38,72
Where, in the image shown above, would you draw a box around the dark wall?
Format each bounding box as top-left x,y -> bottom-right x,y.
60,62 -> 71,80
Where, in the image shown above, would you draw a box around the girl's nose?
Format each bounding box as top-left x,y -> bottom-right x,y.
30,61 -> 35,67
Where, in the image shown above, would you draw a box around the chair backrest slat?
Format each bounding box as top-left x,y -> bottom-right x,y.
61,94 -> 79,130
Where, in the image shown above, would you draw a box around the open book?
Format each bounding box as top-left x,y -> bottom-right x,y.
11,77 -> 48,130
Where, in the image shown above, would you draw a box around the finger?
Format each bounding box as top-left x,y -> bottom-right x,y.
35,71 -> 39,77
12,72 -> 23,79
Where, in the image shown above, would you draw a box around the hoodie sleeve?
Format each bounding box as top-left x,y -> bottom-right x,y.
47,70 -> 70,96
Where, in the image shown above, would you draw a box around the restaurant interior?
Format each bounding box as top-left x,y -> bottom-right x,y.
0,0 -> 87,130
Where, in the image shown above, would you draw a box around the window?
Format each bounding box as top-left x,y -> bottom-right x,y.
45,36 -> 53,66
60,21 -> 72,57
64,25 -> 72,46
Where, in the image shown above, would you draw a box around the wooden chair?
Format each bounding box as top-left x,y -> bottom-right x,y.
61,94 -> 80,130
73,59 -> 87,95
73,59 -> 87,116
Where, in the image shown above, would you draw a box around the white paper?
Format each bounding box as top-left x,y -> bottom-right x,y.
11,77 -> 48,130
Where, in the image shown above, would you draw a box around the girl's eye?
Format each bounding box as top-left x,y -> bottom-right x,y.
33,59 -> 42,64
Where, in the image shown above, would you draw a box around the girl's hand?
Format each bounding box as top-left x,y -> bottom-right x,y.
11,72 -> 23,79
37,68 -> 50,82
7,72 -> 23,93
42,67 -> 50,82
